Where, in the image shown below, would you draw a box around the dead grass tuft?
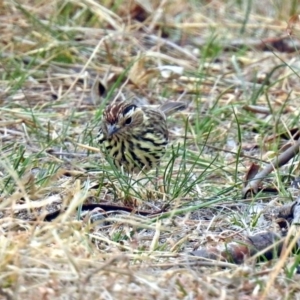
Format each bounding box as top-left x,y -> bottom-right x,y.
1,0 -> 300,298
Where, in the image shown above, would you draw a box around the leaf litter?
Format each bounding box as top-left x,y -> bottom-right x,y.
1,0 -> 300,299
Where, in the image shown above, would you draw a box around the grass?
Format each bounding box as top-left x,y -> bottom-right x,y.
1,0 -> 300,298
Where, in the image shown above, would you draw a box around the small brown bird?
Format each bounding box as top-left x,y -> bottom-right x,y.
98,101 -> 186,173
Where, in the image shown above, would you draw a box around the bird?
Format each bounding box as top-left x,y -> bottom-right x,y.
97,100 -> 186,173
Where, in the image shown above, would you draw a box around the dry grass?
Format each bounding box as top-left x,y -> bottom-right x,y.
1,0 -> 300,299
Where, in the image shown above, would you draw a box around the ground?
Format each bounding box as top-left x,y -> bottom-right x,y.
1,0 -> 300,299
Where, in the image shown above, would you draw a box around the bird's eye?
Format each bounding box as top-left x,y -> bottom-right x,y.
122,104 -> 136,116
125,117 -> 132,125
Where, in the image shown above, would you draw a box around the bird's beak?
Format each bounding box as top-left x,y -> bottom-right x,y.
107,124 -> 119,137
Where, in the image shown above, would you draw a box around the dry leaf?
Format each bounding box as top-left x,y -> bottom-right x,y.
155,65 -> 184,79
287,15 -> 300,36
128,55 -> 159,86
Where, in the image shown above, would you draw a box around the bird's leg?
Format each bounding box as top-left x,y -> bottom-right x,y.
155,164 -> 159,190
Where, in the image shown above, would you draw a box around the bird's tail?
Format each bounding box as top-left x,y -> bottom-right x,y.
159,102 -> 187,117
